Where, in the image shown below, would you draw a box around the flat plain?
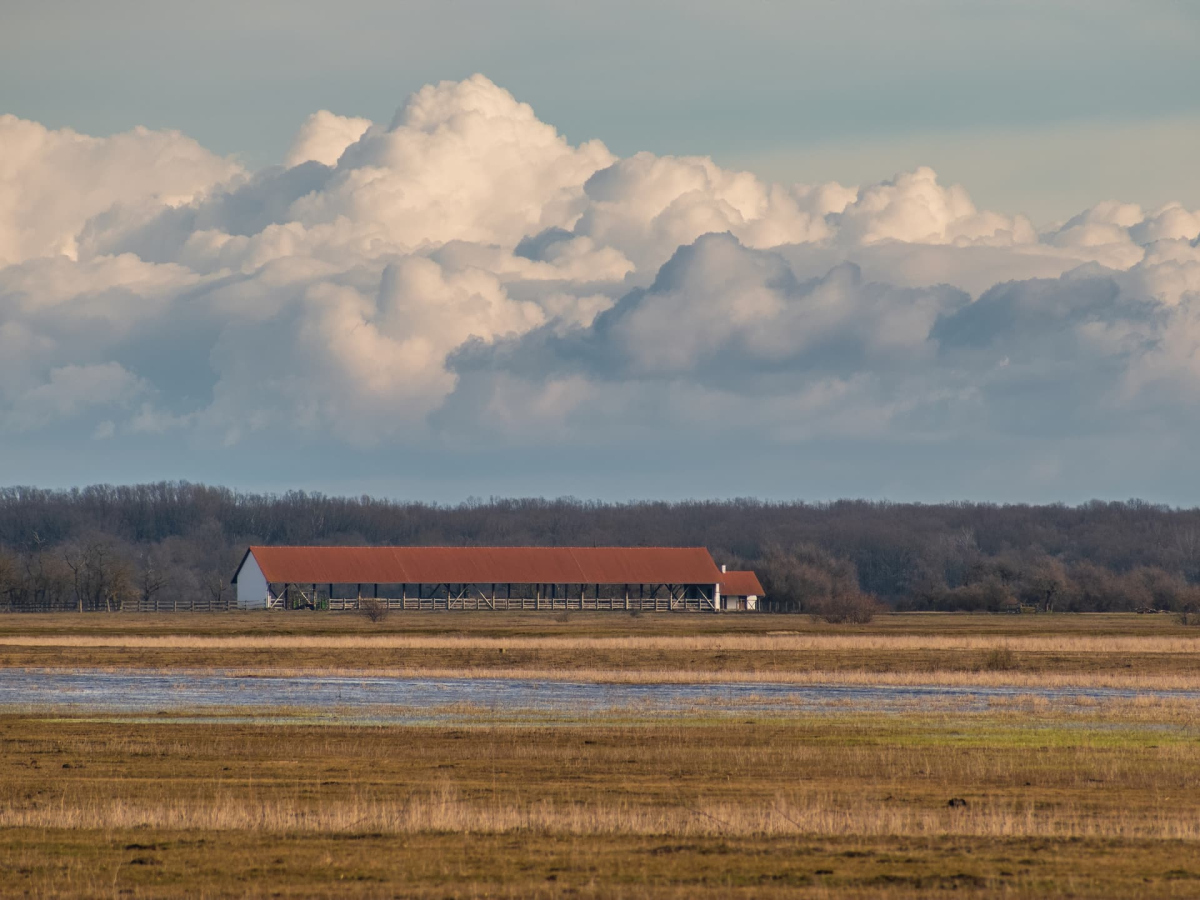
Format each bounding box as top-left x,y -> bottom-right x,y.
3,611 -> 1200,684
1,611 -> 1198,897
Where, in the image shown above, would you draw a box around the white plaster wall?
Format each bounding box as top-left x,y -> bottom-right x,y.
722,594 -> 758,611
236,552 -> 268,609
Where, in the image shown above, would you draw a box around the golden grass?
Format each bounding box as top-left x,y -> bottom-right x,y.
5,715 -> 1200,839
6,788 -> 1200,840
4,610 -> 1197,638
6,612 -> 1200,686
4,632 -> 1199,652
5,712 -> 1200,897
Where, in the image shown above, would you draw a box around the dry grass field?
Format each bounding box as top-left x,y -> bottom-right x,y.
1,611 -> 1198,686
2,612 -> 1199,897
3,710 -> 1200,898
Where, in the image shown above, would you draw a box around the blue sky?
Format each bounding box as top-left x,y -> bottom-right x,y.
2,2 -> 1200,502
4,1 -> 1198,221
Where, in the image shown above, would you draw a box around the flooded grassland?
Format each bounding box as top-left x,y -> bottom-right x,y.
2,611 -> 1200,688
2,612 -> 1199,897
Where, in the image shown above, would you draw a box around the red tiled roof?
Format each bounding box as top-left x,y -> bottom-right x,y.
720,570 -> 765,596
236,545 -> 724,586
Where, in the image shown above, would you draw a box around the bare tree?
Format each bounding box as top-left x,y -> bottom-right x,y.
760,543 -> 879,621
62,544 -> 86,614
204,571 -> 229,610
62,538 -> 134,613
1023,558 -> 1070,613
21,531 -> 71,610
137,550 -> 170,611
0,548 -> 16,612
1171,526 -> 1200,582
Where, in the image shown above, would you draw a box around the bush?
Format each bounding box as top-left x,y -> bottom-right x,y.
981,647 -> 1018,670
359,595 -> 388,623
808,592 -> 882,624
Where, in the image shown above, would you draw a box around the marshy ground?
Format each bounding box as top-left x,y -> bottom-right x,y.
1,612 -> 1198,897
3,611 -> 1200,686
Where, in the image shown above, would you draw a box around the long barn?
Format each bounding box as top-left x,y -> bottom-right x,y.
231,545 -> 763,612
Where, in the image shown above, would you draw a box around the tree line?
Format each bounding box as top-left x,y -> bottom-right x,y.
2,483 -> 1200,614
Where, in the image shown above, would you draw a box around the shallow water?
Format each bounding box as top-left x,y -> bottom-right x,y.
1,669 -> 1197,721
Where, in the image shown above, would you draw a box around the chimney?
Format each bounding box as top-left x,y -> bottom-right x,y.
721,564 -> 727,573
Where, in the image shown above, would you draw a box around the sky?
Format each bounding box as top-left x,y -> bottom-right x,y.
2,1 -> 1200,503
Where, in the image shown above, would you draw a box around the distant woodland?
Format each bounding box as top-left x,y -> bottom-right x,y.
2,483 -> 1200,615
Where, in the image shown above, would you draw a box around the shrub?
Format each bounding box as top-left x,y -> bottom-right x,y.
359,595 -> 388,623
982,647 -> 1018,670
808,592 -> 882,624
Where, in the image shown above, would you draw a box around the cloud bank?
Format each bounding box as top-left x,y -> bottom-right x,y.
3,75 -> 1200,499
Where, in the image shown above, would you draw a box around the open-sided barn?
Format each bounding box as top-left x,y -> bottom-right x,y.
231,545 -> 763,612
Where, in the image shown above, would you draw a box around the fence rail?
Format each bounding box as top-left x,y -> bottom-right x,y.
0,597 -> 235,613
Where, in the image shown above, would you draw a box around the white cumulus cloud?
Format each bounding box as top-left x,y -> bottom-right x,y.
0,115 -> 241,266
3,74 -> 1200,497
284,110 -> 373,168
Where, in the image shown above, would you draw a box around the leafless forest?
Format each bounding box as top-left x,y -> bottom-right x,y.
2,483 -> 1200,614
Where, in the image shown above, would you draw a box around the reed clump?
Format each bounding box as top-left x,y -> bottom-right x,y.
5,790 -> 1200,840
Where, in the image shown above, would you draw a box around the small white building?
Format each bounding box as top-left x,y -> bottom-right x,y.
719,566 -> 765,611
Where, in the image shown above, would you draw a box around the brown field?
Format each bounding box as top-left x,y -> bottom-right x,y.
1,611 -> 1198,686
3,710 -> 1200,898
6,610 -> 1197,639
3,612 -> 1199,897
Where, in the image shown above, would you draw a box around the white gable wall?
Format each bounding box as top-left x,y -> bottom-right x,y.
236,551 -> 268,609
